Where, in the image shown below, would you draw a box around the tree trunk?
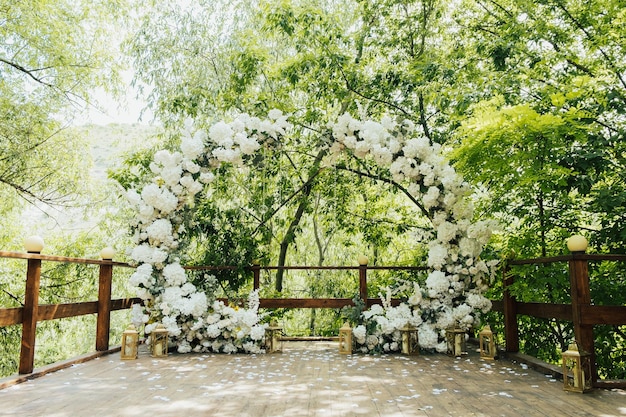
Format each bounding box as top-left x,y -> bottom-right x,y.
275,149 -> 327,292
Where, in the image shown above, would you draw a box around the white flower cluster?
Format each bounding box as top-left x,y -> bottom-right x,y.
126,109 -> 497,354
352,302 -> 423,354
127,112 -> 290,353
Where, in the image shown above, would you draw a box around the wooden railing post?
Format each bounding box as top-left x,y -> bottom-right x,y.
252,262 -> 260,291
502,262 -> 519,352
96,260 -> 113,351
19,255 -> 42,374
569,253 -> 597,382
359,263 -> 368,306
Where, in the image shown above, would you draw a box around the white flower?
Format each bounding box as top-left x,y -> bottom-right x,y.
418,325 -> 438,349
126,189 -> 142,207
423,186 -> 440,210
163,263 -> 187,286
180,175 -> 203,195
426,270 -> 449,295
436,221 -> 458,243
181,130 -> 206,160
353,325 -> 367,343
209,121 -> 234,146
129,263 -> 154,288
235,133 -> 261,155
250,324 -> 266,341
428,243 -> 448,269
130,244 -> 168,265
146,218 -> 174,247
199,171 -> 215,184
161,166 -> 183,187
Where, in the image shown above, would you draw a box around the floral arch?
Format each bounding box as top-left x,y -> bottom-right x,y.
127,109 -> 497,354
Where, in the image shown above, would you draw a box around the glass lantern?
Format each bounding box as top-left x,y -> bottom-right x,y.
338,322 -> 352,354
446,323 -> 467,357
400,324 -> 419,356
150,324 -> 169,358
562,341 -> 593,393
479,324 -> 496,360
264,322 -> 283,353
120,324 -> 139,360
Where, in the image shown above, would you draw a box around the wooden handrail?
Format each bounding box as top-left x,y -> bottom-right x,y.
1,250 -> 424,375
495,254 -> 626,388
0,250 -> 139,374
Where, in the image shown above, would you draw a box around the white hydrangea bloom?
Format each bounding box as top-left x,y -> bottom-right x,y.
422,186 -> 441,210
208,121 -> 234,146
250,324 -> 266,341
427,243 -> 448,269
353,325 -> 367,343
181,130 -> 206,160
146,218 -> 174,247
163,262 -> 187,287
426,270 -> 450,295
129,263 -> 154,288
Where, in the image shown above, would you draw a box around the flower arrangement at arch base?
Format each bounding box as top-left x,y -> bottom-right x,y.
343,285 -> 491,354
137,287 -> 268,354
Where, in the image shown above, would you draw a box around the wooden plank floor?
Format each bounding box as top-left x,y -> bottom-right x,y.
0,342 -> 624,416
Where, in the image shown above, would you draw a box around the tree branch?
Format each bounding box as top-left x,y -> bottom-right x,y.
334,163 -> 431,219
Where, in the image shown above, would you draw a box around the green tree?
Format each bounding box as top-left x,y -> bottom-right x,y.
125,0 -> 437,290
449,0 -> 626,378
0,0 -> 128,208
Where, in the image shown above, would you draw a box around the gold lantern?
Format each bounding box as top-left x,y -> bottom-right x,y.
264,322 -> 283,353
338,322 -> 352,354
121,324 -> 139,360
400,324 -> 419,356
446,323 -> 467,357
150,324 -> 169,357
562,341 -> 593,393
479,324 -> 496,360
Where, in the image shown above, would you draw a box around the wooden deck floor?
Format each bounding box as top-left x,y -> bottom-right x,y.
0,342 -> 624,417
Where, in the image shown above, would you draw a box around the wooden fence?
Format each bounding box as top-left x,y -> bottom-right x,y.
0,250 -> 139,375
491,252 -> 626,388
0,250 -> 423,375
2,248 -> 625,388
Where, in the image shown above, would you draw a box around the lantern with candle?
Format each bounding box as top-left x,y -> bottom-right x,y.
479,324 -> 496,360
562,341 -> 593,393
121,325 -> 139,360
150,324 -> 169,358
264,322 -> 283,353
338,322 -> 352,354
446,323 -> 467,357
400,324 -> 419,356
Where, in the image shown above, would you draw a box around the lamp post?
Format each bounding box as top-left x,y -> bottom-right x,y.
19,236 -> 44,374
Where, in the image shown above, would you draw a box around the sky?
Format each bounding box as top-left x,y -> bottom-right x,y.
75,70 -> 154,126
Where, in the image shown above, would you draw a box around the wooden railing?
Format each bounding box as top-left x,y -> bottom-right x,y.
0,250 -> 139,375
208,264 -> 425,308
491,252 -> 626,388
6,247 -> 624,387
1,250 -> 425,375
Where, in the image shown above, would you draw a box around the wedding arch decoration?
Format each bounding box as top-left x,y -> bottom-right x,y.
126,109 -> 497,354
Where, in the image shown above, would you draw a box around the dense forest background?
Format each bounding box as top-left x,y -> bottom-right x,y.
1,0 -> 625,378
